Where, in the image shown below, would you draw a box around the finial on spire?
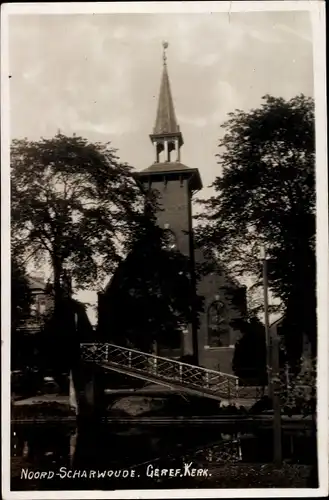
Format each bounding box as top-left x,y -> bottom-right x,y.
162,41 -> 169,65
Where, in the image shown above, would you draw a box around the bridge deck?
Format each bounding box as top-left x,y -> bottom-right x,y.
81,343 -> 264,403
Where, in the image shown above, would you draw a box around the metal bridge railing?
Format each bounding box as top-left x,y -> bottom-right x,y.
80,343 -> 240,400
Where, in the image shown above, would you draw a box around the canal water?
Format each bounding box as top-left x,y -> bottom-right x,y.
11,421 -> 317,490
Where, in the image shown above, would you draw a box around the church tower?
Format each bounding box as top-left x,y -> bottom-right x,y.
136,42 -> 202,256
99,42 -> 247,373
136,43 -> 202,359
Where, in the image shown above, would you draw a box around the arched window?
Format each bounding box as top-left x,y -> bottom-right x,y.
30,301 -> 38,318
207,300 -> 230,347
39,299 -> 46,315
162,229 -> 177,251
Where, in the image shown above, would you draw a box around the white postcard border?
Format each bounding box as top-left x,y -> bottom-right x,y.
1,1 -> 328,499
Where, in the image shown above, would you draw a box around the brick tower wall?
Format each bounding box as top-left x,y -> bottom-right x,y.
149,176 -> 192,256
144,175 -> 194,356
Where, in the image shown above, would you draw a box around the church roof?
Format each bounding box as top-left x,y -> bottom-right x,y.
153,55 -> 180,136
28,276 -> 46,292
270,315 -> 284,329
140,162 -> 191,174
136,162 -> 203,190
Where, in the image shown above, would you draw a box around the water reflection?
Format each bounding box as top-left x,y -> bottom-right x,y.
11,422 -> 316,491
12,425 -> 73,468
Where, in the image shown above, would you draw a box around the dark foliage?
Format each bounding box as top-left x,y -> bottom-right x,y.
11,258 -> 32,333
11,259 -> 34,373
196,94 -> 316,369
99,221 -> 204,352
11,133 -> 148,307
10,133 -> 153,378
232,317 -> 267,385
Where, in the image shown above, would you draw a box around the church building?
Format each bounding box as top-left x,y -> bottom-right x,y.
98,44 -> 248,375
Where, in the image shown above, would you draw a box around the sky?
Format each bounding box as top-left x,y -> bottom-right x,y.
8,10 -> 314,324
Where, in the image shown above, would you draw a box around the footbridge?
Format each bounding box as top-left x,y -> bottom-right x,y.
80,343 -> 264,405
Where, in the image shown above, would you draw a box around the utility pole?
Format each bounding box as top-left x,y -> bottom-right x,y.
261,246 -> 282,466
271,326 -> 282,465
190,240 -> 199,366
69,313 -> 79,415
262,250 -> 272,398
189,218 -> 199,366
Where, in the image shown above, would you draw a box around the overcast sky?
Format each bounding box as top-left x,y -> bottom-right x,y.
8,10 -> 314,323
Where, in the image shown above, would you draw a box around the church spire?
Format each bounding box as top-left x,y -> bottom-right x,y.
153,42 -> 180,136
150,42 -> 183,163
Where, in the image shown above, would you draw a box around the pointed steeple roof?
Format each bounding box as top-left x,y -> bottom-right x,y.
136,42 -> 202,191
153,65 -> 179,135
153,42 -> 180,136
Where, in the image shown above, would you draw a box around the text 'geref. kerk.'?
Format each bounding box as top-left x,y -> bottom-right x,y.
20,463 -> 211,480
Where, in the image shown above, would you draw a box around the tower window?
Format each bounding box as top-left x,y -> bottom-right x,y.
30,301 -> 38,318
206,299 -> 230,347
162,229 -> 177,251
39,299 -> 46,315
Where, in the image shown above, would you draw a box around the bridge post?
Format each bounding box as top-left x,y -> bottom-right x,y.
179,362 -> 183,382
69,371 -> 78,414
72,361 -> 106,421
235,379 -> 239,398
